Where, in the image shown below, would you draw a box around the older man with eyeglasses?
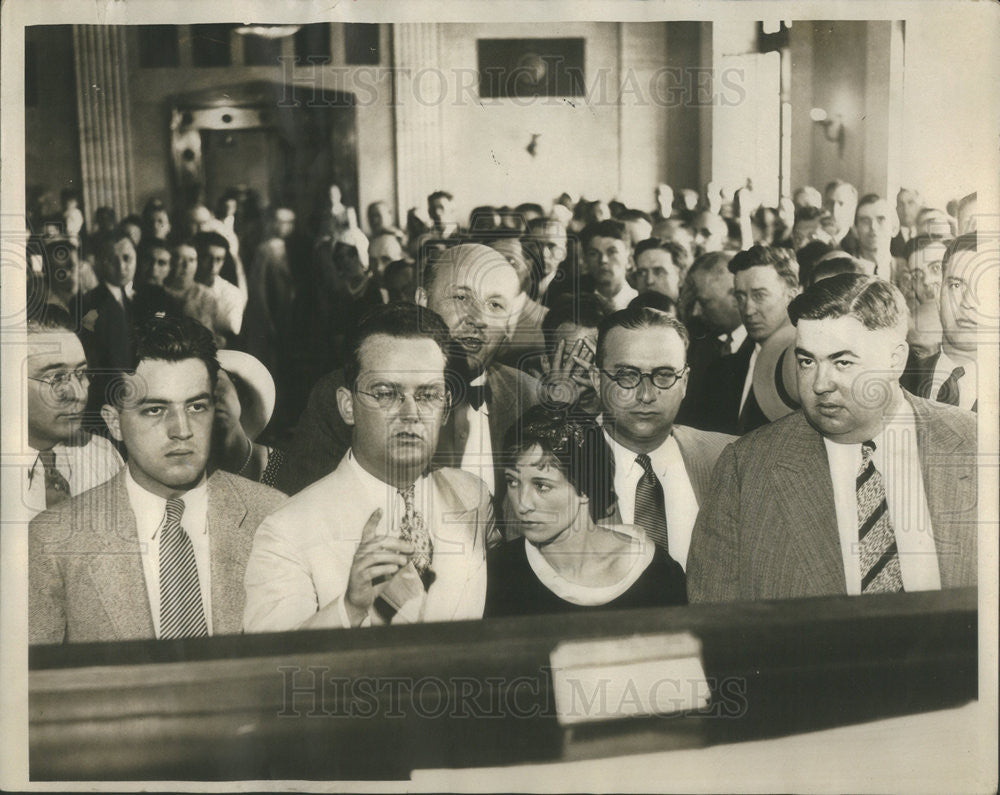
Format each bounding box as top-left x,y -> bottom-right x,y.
24,318 -> 123,518
590,306 -> 735,572
244,303 -> 493,631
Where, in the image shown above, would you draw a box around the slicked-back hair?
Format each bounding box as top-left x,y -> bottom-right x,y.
787,272 -> 909,338
541,293 -> 613,352
634,237 -> 691,272
580,219 -> 628,250
343,302 -> 454,389
428,190 -> 454,204
27,316 -> 75,335
854,192 -> 884,220
596,305 -> 690,367
942,232 -> 978,276
501,404 -> 616,522
728,244 -> 799,289
902,233 -> 951,261
107,314 -> 220,408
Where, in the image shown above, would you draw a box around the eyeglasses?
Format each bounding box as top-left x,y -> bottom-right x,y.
600,366 -> 688,391
355,385 -> 449,413
28,367 -> 90,392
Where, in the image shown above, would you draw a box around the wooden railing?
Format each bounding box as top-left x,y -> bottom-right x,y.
29,588 -> 977,780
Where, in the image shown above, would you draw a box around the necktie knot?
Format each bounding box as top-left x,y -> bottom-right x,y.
164,497 -> 185,525
636,453 -> 655,477
860,440 -> 876,467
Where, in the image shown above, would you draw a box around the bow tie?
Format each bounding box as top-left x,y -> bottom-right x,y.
466,382 -> 492,410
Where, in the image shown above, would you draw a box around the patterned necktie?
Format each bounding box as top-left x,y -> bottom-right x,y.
398,484 -> 434,588
857,441 -> 904,594
634,454 -> 669,552
159,498 -> 209,638
935,365 -> 964,406
38,449 -> 71,509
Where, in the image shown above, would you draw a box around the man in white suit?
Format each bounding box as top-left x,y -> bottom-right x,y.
244,304 -> 492,631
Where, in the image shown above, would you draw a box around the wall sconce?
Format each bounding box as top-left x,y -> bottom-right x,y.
810,107 -> 845,155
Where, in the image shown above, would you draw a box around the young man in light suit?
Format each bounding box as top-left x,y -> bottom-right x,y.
243,303 -> 493,631
29,314 -> 286,644
687,274 -> 978,602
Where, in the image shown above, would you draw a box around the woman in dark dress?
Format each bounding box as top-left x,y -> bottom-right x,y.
485,405 -> 687,617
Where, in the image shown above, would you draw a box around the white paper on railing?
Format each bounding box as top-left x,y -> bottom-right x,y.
550,632 -> 710,726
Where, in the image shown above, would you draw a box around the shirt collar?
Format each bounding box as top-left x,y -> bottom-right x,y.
599,420 -> 677,476
346,449 -> 427,499
125,467 -> 208,542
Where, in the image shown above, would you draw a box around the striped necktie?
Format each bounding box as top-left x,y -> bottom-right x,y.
634,453 -> 668,552
857,441 -> 904,594
159,497 -> 209,638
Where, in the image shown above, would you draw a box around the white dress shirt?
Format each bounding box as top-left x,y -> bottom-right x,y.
600,282 -> 639,311
602,426 -> 700,570
722,324 -> 748,355
462,373 -> 495,494
25,434 -> 124,519
125,470 -> 213,637
931,349 -> 978,411
739,342 -> 762,413
823,394 -> 941,595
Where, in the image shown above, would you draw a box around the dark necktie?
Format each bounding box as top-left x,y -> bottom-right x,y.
935,366 -> 964,406
857,441 -> 904,594
634,453 -> 668,552
38,449 -> 71,509
466,382 -> 492,410
159,498 -> 209,639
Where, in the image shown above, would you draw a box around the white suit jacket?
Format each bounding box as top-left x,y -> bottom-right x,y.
243,455 -> 491,632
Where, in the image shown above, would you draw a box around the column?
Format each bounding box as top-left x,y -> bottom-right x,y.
391,23 -> 444,223
73,25 -> 135,220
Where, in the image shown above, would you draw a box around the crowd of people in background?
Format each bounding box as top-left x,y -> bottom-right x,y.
23,173 -> 983,643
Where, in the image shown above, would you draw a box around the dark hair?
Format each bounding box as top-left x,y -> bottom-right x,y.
728,244 -> 799,289
580,219 -> 628,249
854,192 -> 884,221
193,231 -> 230,284
619,208 -> 653,225
541,293 -> 613,352
807,254 -> 867,287
596,306 -> 689,367
794,205 -> 826,225
501,404 -> 616,522
106,314 -> 220,408
942,232 -> 978,276
628,291 -> 678,315
428,190 -> 454,204
788,272 -> 908,335
343,302 -> 453,388
92,230 -> 135,264
526,216 -> 562,236
902,233 -> 951,261
795,240 -> 836,286
824,179 -> 858,199
634,237 -> 690,273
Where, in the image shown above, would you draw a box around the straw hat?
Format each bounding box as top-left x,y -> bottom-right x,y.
217,349 -> 276,441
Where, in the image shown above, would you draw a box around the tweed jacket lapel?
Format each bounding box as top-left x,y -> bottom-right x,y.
207,472 -> 250,635
768,414 -> 847,595
907,393 -> 977,587
673,426 -> 714,505
86,471 -> 156,640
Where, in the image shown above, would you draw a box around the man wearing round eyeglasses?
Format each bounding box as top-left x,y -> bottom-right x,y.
244,303 -> 492,631
591,307 -> 734,571
24,318 -> 123,518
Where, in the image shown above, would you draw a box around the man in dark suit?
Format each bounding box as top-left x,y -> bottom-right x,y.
276,243 -> 539,495
80,231 -> 137,411
698,245 -> 800,435
30,314 -> 285,644
688,274 -> 977,603
592,306 -> 736,572
901,233 -> 981,412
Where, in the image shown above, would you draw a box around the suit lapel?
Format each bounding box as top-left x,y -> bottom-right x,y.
430,470 -> 485,619
770,416 -> 847,595
908,394 -> 976,587
207,472 -> 249,635
86,473 -> 155,640
673,426 -> 712,505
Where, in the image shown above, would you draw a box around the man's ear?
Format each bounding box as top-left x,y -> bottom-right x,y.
589,362 -> 602,393
890,339 -> 909,371
336,386 -> 356,426
101,404 -> 123,442
414,286 -> 428,308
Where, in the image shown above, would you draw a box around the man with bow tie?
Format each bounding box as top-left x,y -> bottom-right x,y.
244,304 -> 492,630
275,242 -> 539,497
